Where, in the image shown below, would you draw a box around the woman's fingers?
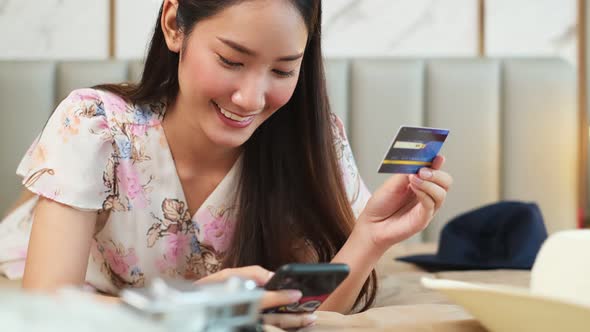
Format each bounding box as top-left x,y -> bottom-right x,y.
410,173 -> 447,211
192,265 -> 315,330
193,265 -> 305,311
409,180 -> 436,212
431,155 -> 446,170
364,174 -> 412,219
407,155 -> 451,212
364,155 -> 448,220
263,313 -> 317,329
417,167 -> 453,191
222,266 -> 273,286
195,265 -> 273,286
259,289 -> 302,310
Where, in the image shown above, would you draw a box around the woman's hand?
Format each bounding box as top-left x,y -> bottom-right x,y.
195,265 -> 317,329
355,155 -> 452,254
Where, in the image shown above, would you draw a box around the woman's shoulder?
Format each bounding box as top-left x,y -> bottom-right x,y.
62,88 -> 165,127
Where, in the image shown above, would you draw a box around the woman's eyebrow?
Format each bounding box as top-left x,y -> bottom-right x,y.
217,37 -> 303,62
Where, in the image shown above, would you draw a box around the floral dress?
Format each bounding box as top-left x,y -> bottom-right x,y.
0,88 -> 371,294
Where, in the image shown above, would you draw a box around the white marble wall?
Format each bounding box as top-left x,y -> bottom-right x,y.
115,0 -> 162,59
486,0 -> 577,65
322,0 -> 478,57
113,0 -> 479,58
0,0 -> 578,62
0,0 -> 109,59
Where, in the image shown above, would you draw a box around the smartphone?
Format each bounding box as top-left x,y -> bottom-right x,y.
263,263 -> 350,313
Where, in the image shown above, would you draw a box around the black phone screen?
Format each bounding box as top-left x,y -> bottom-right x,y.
263,263 -> 350,313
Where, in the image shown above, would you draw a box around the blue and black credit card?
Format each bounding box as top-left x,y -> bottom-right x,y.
378,126 -> 450,174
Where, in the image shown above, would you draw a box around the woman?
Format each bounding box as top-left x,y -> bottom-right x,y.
2,0 -> 452,329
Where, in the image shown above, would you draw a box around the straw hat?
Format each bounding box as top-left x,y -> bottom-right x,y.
422,230 -> 590,332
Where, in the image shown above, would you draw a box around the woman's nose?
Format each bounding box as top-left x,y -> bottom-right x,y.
231,76 -> 266,113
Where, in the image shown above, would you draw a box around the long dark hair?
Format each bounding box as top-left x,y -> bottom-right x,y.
96,0 -> 377,311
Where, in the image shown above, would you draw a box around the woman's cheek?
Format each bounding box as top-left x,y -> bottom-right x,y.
267,81 -> 298,110
194,65 -> 236,97
181,50 -> 233,97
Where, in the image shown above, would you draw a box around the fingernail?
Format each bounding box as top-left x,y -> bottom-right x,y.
304,314 -> 318,325
411,175 -> 423,184
420,169 -> 433,178
267,271 -> 275,281
287,290 -> 303,301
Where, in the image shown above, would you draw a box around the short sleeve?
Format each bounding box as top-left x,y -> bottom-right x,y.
16,89 -> 114,211
330,113 -> 371,219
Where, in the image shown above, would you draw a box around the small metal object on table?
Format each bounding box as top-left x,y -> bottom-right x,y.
120,277 -> 264,332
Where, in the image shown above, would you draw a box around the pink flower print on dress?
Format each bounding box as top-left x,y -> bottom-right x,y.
102,92 -> 129,114
70,89 -> 101,102
89,118 -> 112,143
153,232 -> 191,278
57,105 -> 81,142
146,199 -> 192,248
155,258 -> 175,277
198,205 -> 234,253
97,117 -> 109,130
30,144 -> 47,166
116,159 -> 147,209
166,232 -> 190,264
104,247 -> 138,276
131,124 -> 148,137
92,115 -> 110,139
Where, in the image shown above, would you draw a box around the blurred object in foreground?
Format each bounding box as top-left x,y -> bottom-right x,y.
121,277 -> 264,332
0,277 -> 263,332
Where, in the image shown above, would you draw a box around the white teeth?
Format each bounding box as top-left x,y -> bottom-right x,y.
215,103 -> 251,122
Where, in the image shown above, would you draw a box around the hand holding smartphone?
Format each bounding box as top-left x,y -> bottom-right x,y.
263,263 -> 349,313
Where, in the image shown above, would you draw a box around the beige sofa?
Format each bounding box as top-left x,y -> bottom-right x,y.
0,58 -> 579,242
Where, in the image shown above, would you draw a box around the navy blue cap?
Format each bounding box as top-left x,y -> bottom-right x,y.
397,201 -> 548,271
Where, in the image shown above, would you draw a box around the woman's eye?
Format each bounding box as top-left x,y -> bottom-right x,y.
217,54 -> 294,77
273,69 -> 295,78
217,55 -> 242,68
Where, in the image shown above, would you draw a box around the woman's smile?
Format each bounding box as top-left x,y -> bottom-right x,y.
211,100 -> 256,128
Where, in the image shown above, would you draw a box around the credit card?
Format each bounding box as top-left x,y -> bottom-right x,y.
378,126 -> 450,174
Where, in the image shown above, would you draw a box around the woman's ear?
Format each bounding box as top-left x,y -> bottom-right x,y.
161,0 -> 183,53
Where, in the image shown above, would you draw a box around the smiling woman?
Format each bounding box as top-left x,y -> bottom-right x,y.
2,0 -> 453,330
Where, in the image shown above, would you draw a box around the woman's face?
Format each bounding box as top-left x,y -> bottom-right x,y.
172,0 -> 308,148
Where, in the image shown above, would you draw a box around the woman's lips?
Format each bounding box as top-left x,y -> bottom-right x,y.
212,101 -> 256,128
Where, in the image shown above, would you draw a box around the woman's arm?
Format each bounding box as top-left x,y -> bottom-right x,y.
22,197 -> 97,291
320,156 -> 452,313
319,227 -> 383,313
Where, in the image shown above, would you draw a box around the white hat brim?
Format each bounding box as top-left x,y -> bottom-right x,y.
421,277 -> 590,332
